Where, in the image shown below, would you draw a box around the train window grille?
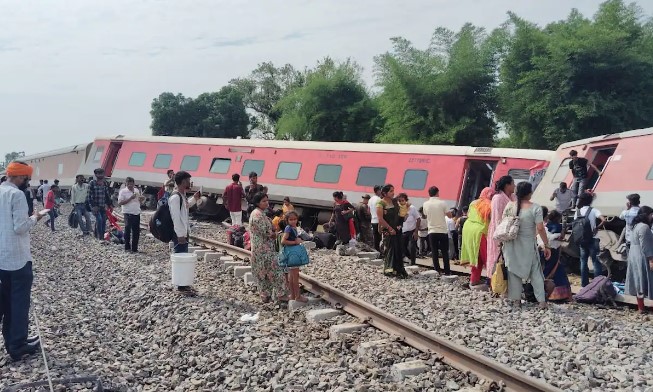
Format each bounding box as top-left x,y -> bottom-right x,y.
242,159 -> 265,177
153,154 -> 172,169
314,164 -> 342,183
647,164 -> 653,180
507,169 -> 530,184
357,167 -> 387,187
93,147 -> 104,162
552,158 -> 572,183
276,162 -> 301,180
180,155 -> 201,172
128,152 -> 147,167
402,169 -> 428,190
210,158 -> 231,174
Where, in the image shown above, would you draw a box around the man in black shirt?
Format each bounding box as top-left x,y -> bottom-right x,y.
568,150 -> 601,207
244,172 -> 264,217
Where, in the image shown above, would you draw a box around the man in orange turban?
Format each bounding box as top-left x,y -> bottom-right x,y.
1,160 -> 44,361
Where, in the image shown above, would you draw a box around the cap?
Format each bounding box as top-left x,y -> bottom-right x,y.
362,194 -> 371,199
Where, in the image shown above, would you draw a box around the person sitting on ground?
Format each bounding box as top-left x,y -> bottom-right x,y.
280,211 -> 310,302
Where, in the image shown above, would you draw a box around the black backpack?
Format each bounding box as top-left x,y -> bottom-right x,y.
149,192 -> 182,243
571,207 -> 594,247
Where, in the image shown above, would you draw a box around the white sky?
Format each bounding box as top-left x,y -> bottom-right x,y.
2,0 -> 651,157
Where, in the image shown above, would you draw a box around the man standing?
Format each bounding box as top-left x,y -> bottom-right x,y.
550,182 -> 573,213
398,193 -> 420,265
244,172 -> 264,216
71,174 -> 92,236
169,171 -> 201,294
568,150 -> 601,207
369,185 -> 382,252
87,168 -> 113,241
223,173 -> 245,226
37,180 -> 50,207
356,194 -> 374,248
0,161 -> 44,361
423,186 -> 451,275
574,192 -> 606,286
164,170 -> 175,197
118,177 -> 144,253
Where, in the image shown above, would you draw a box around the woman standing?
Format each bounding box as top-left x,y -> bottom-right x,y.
624,206 -> 653,312
376,184 -> 408,278
460,187 -> 494,285
332,191 -> 356,244
502,182 -> 551,308
249,192 -> 288,303
487,176 -> 516,279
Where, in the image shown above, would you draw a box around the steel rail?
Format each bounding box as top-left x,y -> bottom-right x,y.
115,213 -> 560,391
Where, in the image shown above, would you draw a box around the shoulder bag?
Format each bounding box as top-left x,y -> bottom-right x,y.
493,202 -> 520,242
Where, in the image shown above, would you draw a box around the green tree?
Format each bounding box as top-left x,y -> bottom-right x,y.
1,151 -> 26,171
497,0 -> 653,149
150,87 -> 249,138
229,62 -> 305,137
374,23 -> 503,146
275,58 -> 381,142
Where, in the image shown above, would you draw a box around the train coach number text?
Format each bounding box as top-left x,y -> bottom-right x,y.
408,157 -> 430,164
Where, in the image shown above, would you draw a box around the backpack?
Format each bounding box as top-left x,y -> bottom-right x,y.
574,276 -> 617,305
572,207 -> 594,247
149,192 -> 182,243
68,210 -> 79,229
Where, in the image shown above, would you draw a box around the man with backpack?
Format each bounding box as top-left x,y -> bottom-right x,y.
573,192 -> 606,287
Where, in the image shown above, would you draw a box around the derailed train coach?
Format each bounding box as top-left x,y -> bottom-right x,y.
531,127 -> 653,278
79,135 -> 553,226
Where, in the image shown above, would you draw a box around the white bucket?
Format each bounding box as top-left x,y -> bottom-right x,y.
171,253 -> 197,286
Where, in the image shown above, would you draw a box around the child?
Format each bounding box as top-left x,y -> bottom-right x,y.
280,211 -> 310,302
44,185 -> 60,231
418,207 -> 429,257
271,209 -> 284,231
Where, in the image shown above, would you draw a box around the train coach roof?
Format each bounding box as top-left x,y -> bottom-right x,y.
21,143 -> 90,161
96,135 -> 554,160
558,127 -> 653,149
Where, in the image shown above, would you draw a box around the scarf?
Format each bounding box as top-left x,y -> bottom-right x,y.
474,187 -> 494,223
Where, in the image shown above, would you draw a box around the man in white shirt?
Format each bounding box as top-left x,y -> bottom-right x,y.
619,193 -> 641,250
422,186 -> 452,275
550,182 -> 573,213
0,161 -> 44,361
118,177 -> 144,253
398,193 -> 420,265
575,192 -> 606,287
168,171 -> 201,293
37,180 -> 50,206
369,185 -> 382,252
71,174 -> 92,236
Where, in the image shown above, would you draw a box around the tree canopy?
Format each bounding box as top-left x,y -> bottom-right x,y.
0,151 -> 26,172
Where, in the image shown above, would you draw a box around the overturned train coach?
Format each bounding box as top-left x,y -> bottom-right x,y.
531,127 -> 653,278
73,135 -> 552,225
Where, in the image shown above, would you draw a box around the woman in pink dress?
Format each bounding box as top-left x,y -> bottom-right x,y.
486,176 -> 516,279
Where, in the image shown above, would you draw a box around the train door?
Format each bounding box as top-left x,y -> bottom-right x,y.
457,160 -> 497,208
586,144 -> 617,191
102,141 -> 123,177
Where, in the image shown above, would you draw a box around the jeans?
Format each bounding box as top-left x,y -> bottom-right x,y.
46,210 -> 56,231
74,203 -> 92,234
0,262 -> 34,353
428,233 -> 450,274
372,223 -> 381,253
94,209 -> 107,240
579,238 -> 603,287
571,177 -> 589,206
402,230 -> 417,265
124,213 -> 141,252
173,238 -> 189,254
229,211 -> 243,226
450,231 -> 459,260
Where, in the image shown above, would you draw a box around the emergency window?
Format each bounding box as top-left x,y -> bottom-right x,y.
128,152 -> 147,167
93,147 -> 104,162
276,162 -> 301,180
314,164 -> 342,183
647,164 -> 653,180
402,170 -> 427,190
153,154 -> 172,169
180,155 -> 201,171
210,158 -> 231,174
357,167 -> 387,187
552,158 -> 572,183
242,160 -> 264,177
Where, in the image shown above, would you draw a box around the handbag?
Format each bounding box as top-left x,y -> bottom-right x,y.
493,203 -> 520,242
491,251 -> 508,295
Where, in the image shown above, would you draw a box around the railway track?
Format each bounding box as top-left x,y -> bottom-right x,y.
114,212 -> 561,392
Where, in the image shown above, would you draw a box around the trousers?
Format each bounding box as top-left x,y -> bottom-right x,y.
507,261 -> 546,303
124,213 -> 141,252
372,223 -> 381,253
229,211 -> 243,226
74,203 -> 92,234
428,233 -> 450,274
0,262 -> 34,353
402,230 -> 417,265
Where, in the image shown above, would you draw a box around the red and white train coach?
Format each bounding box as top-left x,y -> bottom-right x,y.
80,135 -> 552,220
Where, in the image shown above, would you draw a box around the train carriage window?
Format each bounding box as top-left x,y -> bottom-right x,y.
314,164 -> 342,183
128,152 -> 147,167
647,164 -> 653,180
276,162 -> 302,180
242,159 -> 264,177
93,147 -> 104,162
210,158 -> 231,174
357,167 -> 387,187
153,154 -> 172,169
552,158 -> 572,183
180,155 -> 201,171
58,163 -> 64,175
402,170 -> 428,190
508,169 -> 531,185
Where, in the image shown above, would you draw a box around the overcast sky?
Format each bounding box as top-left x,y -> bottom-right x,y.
2,0 -> 652,157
